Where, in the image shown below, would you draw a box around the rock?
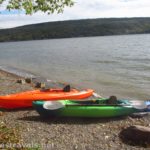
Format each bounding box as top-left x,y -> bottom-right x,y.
120,125 -> 150,145
34,82 -> 45,88
25,78 -> 32,83
0,111 -> 4,116
16,79 -> 26,84
130,112 -> 148,118
32,77 -> 47,84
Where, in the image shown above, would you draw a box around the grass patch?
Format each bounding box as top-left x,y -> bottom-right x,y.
0,121 -> 41,150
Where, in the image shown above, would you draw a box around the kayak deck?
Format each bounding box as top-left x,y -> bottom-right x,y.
0,89 -> 93,109
33,99 -> 138,118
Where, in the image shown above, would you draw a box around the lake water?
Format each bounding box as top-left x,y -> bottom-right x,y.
0,34 -> 150,99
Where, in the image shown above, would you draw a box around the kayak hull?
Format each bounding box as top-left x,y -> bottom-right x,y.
0,89 -> 93,109
33,99 -> 138,118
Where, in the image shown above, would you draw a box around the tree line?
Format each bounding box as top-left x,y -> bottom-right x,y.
0,17 -> 150,42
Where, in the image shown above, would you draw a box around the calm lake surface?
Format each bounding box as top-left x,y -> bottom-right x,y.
0,34 -> 150,99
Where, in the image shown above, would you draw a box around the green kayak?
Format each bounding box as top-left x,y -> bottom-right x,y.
33,98 -> 141,118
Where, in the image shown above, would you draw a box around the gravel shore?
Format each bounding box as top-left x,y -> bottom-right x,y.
0,70 -> 149,150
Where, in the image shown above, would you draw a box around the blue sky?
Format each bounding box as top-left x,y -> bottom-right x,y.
0,0 -> 150,28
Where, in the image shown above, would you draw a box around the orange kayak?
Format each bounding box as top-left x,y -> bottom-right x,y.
0,88 -> 93,109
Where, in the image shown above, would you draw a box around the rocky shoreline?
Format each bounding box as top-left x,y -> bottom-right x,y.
0,70 -> 150,150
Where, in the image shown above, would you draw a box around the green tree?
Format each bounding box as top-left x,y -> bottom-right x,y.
0,0 -> 74,14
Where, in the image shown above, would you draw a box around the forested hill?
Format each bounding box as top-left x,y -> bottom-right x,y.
1,17 -> 150,42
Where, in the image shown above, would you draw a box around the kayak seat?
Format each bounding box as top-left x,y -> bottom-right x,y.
63,85 -> 71,92
107,96 -> 118,105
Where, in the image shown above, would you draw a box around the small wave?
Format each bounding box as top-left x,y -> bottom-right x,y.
127,65 -> 150,71
92,60 -> 118,64
140,65 -> 150,71
119,58 -> 150,63
0,65 -> 36,78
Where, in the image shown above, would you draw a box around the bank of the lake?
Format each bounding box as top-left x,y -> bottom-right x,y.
0,70 -> 150,150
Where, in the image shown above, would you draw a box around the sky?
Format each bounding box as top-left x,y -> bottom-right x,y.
0,0 -> 150,28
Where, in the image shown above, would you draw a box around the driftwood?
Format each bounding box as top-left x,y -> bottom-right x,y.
120,125 -> 150,146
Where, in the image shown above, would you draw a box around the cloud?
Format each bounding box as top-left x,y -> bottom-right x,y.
0,0 -> 150,28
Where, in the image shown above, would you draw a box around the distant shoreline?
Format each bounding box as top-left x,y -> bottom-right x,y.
0,17 -> 150,42
0,33 -> 149,43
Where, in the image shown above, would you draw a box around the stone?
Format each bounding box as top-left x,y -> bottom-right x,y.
25,78 -> 32,83
120,125 -> 150,145
16,79 -> 26,84
130,112 -> 148,118
0,111 -> 4,116
34,82 -> 45,88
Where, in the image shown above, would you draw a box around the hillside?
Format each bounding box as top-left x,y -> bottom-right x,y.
0,17 -> 150,42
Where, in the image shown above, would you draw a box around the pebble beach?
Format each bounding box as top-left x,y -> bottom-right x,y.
0,70 -> 150,150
